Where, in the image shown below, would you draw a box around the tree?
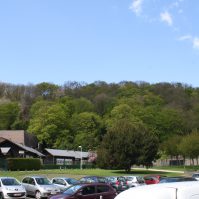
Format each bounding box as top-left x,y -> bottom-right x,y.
71,112 -> 103,150
178,131 -> 199,165
28,101 -> 70,147
97,104 -> 159,171
0,102 -> 20,130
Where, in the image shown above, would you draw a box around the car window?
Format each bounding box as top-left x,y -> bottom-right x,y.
2,178 -> 20,186
67,178 -> 78,185
52,179 -> 57,183
97,185 -> 109,193
29,178 -> 35,185
82,186 -> 95,195
58,179 -> 66,185
22,177 -> 29,184
64,184 -> 82,195
36,177 -> 51,185
126,177 -> 133,181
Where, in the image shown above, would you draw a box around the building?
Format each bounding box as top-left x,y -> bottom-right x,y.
0,137 -> 44,158
0,130 -> 38,148
43,148 -> 89,165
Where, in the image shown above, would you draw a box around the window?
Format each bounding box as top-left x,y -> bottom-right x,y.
29,178 -> 35,185
22,177 -> 29,184
57,179 -> 66,185
97,185 -> 109,193
82,186 -> 95,195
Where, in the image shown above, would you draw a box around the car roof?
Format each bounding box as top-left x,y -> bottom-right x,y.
115,181 -> 199,199
23,176 -> 48,178
0,177 -> 17,179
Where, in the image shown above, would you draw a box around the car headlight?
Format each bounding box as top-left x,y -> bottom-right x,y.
5,187 -> 12,191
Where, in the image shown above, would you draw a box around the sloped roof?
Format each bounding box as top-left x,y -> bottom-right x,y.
45,148 -> 88,159
15,142 -> 45,157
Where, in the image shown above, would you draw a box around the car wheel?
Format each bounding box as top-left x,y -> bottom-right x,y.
0,193 -> 4,199
35,191 -> 42,199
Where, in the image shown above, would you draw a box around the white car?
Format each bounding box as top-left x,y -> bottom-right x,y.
0,177 -> 26,199
192,173 -> 199,181
51,177 -> 79,191
22,176 -> 60,199
115,181 -> 199,199
123,176 -> 145,187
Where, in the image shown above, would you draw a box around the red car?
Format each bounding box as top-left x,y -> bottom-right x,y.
48,183 -> 117,199
144,175 -> 166,185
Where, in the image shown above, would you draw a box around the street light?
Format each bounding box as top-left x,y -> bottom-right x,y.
78,146 -> 82,170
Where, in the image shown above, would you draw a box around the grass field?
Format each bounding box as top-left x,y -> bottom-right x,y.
0,168 -> 185,181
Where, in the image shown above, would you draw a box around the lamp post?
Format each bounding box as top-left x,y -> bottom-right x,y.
78,146 -> 82,170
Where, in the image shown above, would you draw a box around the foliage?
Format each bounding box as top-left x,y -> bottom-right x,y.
97,104 -> 159,171
1,81 -> 199,169
7,158 -> 41,171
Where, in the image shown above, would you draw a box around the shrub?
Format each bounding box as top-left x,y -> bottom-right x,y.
7,158 -> 41,171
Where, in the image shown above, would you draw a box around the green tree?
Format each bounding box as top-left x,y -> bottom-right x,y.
28,101 -> 70,147
178,131 -> 199,165
97,104 -> 159,171
0,102 -> 20,130
71,112 -> 103,150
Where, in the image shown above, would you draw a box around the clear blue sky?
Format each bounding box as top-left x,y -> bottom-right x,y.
0,0 -> 199,87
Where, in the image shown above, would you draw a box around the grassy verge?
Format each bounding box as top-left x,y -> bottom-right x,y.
0,168 -> 183,181
153,165 -> 199,172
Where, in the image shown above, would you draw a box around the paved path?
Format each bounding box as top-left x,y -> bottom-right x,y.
132,167 -> 185,174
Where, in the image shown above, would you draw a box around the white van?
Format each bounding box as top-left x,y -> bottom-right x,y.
115,181 -> 199,199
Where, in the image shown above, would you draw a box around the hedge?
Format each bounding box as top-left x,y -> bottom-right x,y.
7,158 -> 41,171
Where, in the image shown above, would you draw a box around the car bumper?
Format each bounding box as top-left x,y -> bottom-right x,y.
3,192 -> 26,199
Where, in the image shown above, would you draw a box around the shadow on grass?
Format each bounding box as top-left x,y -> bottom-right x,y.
112,170 -> 169,175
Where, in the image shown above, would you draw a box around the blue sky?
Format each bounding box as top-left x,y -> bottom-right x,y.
0,0 -> 199,87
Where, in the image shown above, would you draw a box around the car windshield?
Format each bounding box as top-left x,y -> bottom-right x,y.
36,177 -> 52,185
63,184 -> 82,195
66,178 -> 79,185
2,178 -> 21,186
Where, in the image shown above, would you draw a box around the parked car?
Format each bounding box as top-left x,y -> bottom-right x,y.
51,177 -> 79,191
79,176 -> 107,184
144,175 -> 166,185
106,176 -> 128,193
123,176 -> 145,187
114,181 -> 199,199
0,177 -> 26,199
48,183 -> 117,199
21,176 -> 60,199
192,173 -> 199,180
159,176 -> 197,183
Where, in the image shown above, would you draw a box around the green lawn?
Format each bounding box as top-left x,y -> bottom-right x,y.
0,168 -> 184,181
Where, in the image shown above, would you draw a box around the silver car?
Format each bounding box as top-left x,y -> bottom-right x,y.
0,177 -> 26,199
21,176 -> 60,199
123,176 -> 146,187
51,177 -> 79,191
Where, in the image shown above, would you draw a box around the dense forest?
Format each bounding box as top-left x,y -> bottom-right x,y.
1,81 -> 199,169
